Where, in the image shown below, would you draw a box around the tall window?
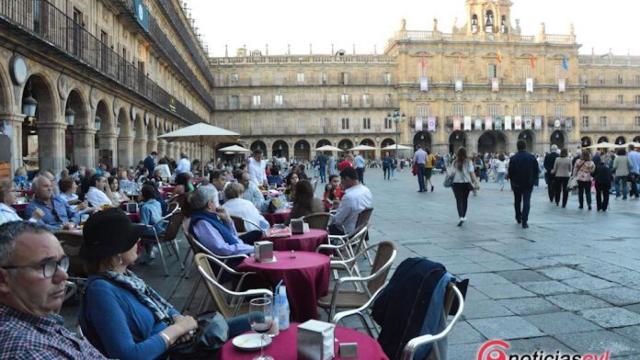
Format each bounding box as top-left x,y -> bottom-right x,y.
599,116 -> 607,127
362,94 -> 371,107
522,104 -> 533,117
100,30 -> 109,71
252,95 -> 261,107
618,74 -> 624,85
617,95 -> 624,104
340,72 -> 350,85
229,73 -> 239,84
636,75 -> 640,86
341,118 -> 350,130
296,73 -> 305,84
320,72 -> 328,85
554,104 -> 565,118
521,65 -> 531,81
384,117 -> 393,129
582,94 -> 589,105
362,117 -> 371,130
581,116 -> 589,128
598,75 -> 605,85
383,72 -> 392,85
453,103 -> 464,116
487,64 -> 498,79
384,94 -> 392,106
635,116 -> 640,126
229,95 -> 239,109
453,63 -> 462,81
488,104 -> 499,117
417,105 -> 429,118
340,94 -> 350,107
274,94 -> 283,106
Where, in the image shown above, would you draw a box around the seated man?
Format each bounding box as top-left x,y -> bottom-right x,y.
239,171 -> 266,212
209,169 -> 228,205
329,166 -> 373,235
26,176 -> 79,231
85,175 -> 117,208
188,187 -> 262,257
222,183 -> 270,232
0,221 -> 106,358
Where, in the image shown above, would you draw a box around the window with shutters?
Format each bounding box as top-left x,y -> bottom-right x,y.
340,72 -> 350,85
252,95 -> 261,107
599,116 -> 607,127
340,94 -> 350,107
453,104 -> 464,116
362,94 -> 371,107
383,72 -> 392,85
296,73 -> 305,84
384,118 -> 393,129
581,116 -> 589,128
635,116 -> 640,127
229,95 -> 239,110
487,64 -> 498,80
341,118 -> 350,130
617,95 -> 624,104
582,94 -> 589,105
274,95 -> 283,106
362,117 -> 371,130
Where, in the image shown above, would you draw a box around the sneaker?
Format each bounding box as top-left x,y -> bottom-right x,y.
431,186 -> 434,192
149,246 -> 159,260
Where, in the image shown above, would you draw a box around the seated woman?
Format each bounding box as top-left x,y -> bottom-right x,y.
85,175 -> 117,208
58,176 -> 80,204
287,180 -> 324,224
0,180 -> 44,225
174,172 -> 194,196
186,187 -> 262,258
221,183 -> 269,232
322,174 -> 344,211
108,176 -> 130,204
79,209 -> 252,360
13,166 -> 28,189
283,172 -> 299,201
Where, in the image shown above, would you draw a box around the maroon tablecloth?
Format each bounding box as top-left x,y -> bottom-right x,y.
263,208 -> 291,225
266,229 -> 328,252
220,323 -> 389,360
12,203 -> 28,215
127,213 -> 140,223
160,185 -> 176,199
237,251 -> 330,322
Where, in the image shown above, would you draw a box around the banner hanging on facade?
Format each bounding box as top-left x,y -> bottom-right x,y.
554,119 -> 561,128
504,116 -> 512,130
427,116 -> 436,132
415,117 -> 423,131
495,117 -> 503,130
474,118 -> 482,130
485,116 -> 493,130
492,78 -> 499,92
463,116 -> 472,131
524,116 -> 532,129
453,116 -> 461,131
420,77 -> 429,92
558,78 -> 566,93
526,78 -> 534,93
455,80 -> 464,92
534,116 -> 542,130
514,116 -> 523,130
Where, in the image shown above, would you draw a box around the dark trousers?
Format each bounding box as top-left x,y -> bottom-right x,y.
452,183 -> 471,218
630,173 -> 639,198
239,230 -> 263,245
383,167 -> 390,180
512,186 -> 532,224
356,167 -> 365,184
319,166 -> 326,183
577,180 -> 592,208
595,183 -> 611,211
328,224 -> 346,236
417,164 -> 426,191
554,177 -> 570,207
545,173 -> 555,201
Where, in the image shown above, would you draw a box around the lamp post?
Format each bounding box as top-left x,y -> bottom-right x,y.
386,109 -> 405,156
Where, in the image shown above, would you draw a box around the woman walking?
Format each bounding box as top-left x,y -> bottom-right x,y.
612,148 -> 630,200
552,148 -> 572,208
494,153 -> 508,191
573,149 -> 596,210
449,147 -> 479,227
593,157 -> 613,212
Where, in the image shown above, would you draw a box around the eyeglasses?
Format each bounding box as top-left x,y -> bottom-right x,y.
1,256 -> 69,278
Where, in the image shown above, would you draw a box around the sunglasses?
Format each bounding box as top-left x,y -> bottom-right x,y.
1,256 -> 69,278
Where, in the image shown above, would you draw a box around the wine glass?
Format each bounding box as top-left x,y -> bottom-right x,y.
248,296 -> 274,360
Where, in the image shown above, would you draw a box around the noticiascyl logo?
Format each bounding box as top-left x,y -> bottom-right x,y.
477,340 -> 510,360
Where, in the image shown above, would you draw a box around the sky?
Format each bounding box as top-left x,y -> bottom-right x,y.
186,0 -> 640,57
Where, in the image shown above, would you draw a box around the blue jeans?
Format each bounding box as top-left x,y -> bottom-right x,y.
390,167 -> 395,178
615,176 -> 628,198
417,164 -> 426,191
497,172 -> 506,188
319,166 -> 326,183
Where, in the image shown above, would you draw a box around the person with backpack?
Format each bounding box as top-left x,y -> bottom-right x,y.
593,156 -> 613,212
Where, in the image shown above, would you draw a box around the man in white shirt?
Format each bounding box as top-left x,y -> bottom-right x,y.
222,183 -> 269,232
354,153 -> 366,185
85,175 -> 116,208
329,166 -> 373,235
175,153 -> 191,175
239,171 -> 266,212
247,150 -> 267,188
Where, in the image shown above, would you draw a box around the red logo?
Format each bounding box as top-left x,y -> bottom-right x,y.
477,340 -> 510,360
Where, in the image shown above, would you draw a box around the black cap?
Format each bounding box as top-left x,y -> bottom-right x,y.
80,208 -> 145,261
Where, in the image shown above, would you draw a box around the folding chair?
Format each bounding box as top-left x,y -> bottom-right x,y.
303,212 -> 330,230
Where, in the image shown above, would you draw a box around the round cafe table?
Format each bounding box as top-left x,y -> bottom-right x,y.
263,208 -> 291,225
237,251 -> 329,323
220,323 -> 389,360
266,228 -> 328,252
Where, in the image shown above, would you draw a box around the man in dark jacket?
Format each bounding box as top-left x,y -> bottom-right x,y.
543,144 -> 559,202
143,151 -> 157,176
508,140 -> 540,229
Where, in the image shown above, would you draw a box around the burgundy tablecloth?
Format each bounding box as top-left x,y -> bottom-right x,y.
263,208 -> 291,225
12,203 -> 28,216
237,251 -> 329,322
127,213 -> 141,223
160,185 -> 176,199
266,229 -> 328,252
220,323 -> 389,360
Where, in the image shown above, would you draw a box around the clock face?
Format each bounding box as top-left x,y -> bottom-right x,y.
10,56 -> 27,86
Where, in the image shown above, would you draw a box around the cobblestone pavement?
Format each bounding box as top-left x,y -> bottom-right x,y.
61,167 -> 640,359
364,167 -> 640,359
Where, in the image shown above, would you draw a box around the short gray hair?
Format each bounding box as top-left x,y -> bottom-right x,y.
31,175 -> 49,191
188,186 -> 217,211
0,221 -> 50,266
224,182 -> 244,200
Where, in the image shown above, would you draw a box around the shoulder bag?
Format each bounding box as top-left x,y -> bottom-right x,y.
568,161 -> 585,191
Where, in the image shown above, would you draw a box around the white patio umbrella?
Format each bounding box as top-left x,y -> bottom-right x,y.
348,144 -> 377,151
382,144 -> 413,151
585,142 -> 619,149
315,145 -> 343,152
158,122 -> 240,175
218,144 -> 251,153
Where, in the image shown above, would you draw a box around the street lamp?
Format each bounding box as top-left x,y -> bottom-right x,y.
64,107 -> 75,126
22,93 -> 37,118
385,109 -> 405,155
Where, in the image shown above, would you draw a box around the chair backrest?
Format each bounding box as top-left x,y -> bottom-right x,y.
355,208 -> 374,230
194,253 -> 234,318
303,212 -> 330,230
367,241 -> 397,294
163,211 -> 184,242
230,215 -> 247,233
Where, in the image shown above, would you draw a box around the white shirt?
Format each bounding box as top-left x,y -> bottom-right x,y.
495,160 -> 507,173
331,183 -> 373,234
0,203 -> 23,225
155,164 -> 172,180
247,158 -> 267,186
176,158 -> 191,175
86,187 -> 114,208
222,198 -> 270,231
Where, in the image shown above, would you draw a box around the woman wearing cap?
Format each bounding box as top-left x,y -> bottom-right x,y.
79,208 -> 251,359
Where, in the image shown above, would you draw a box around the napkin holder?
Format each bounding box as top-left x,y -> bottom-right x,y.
297,320 -> 335,360
254,241 -> 274,263
290,219 -> 305,234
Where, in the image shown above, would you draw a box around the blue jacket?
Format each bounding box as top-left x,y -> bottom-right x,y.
508,150 -> 540,190
26,196 -> 79,231
144,156 -> 156,176
140,199 -> 166,237
80,277 -> 179,360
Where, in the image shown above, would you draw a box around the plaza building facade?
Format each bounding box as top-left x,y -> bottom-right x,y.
0,0 -> 215,176
210,0 -> 640,159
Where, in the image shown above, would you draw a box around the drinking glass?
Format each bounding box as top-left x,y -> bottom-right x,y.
248,296 -> 274,360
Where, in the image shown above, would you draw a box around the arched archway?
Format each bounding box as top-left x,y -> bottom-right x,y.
316,139 -> 331,148
634,136 -> 640,143
550,130 -> 566,150
338,139 -> 353,152
147,118 -> 158,155
413,131 -> 432,151
250,140 -> 267,156
294,140 -> 311,161
449,131 -> 466,154
272,140 -> 289,159
95,100 -> 115,167
478,131 -> 507,154
518,130 -> 535,152
21,74 -> 60,172
116,108 -> 133,167
64,89 -> 91,167
359,138 -> 375,159
133,113 -> 147,163
581,137 -> 592,148
597,136 -> 609,144
615,136 -> 626,145
381,138 -> 395,148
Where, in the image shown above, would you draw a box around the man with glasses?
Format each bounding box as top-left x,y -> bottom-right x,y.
26,176 -> 79,231
0,221 -> 106,358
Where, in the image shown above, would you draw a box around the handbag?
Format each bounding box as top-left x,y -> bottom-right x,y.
167,312 -> 230,360
443,171 -> 454,188
568,161 -> 586,191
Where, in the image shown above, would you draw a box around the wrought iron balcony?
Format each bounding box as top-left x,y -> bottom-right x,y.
0,0 -> 206,124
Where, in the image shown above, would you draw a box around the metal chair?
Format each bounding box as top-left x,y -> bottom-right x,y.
303,212 -> 330,230
317,240 -> 397,320
145,210 -> 184,276
230,215 -> 262,233
195,253 -> 272,318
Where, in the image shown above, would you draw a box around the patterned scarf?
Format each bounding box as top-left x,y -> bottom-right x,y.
102,270 -> 174,323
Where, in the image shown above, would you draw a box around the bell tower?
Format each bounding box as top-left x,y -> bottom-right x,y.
466,0 -> 513,35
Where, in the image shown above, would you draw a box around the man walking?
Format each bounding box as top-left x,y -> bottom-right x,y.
413,145 -> 427,192
543,144 -> 559,202
143,151 -> 157,176
508,140 -> 540,229
628,144 -> 640,198
354,152 -> 366,184
425,148 -> 436,192
317,152 -> 328,183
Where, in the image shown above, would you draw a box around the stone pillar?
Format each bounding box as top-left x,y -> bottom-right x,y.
157,139 -> 166,158
38,122 -> 67,174
133,137 -> 147,164
117,136 -> 134,168
147,138 -> 157,155
2,114 -> 25,174
98,133 -> 118,168
72,128 -> 96,168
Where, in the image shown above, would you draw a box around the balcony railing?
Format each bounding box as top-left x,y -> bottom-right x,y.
581,102 -> 640,110
217,98 -> 399,111
0,0 -> 206,124
210,54 -> 395,66
215,77 -> 395,88
225,124 -> 395,137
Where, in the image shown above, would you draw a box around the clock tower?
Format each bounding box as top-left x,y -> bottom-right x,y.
465,0 -> 513,35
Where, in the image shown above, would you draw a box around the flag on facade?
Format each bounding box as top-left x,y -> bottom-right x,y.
415,117 -> 423,131
514,116 -> 522,130
496,51 -> 503,64
455,80 -> 463,92
492,78 -> 499,92
474,118 -> 482,130
559,78 -> 566,93
463,116 -> 472,131
453,116 -> 461,131
524,116 -> 532,130
420,77 -> 429,92
526,78 -> 534,93
562,56 -> 569,71
504,116 -> 512,130
534,116 -> 542,130
427,116 -> 436,132
485,116 -> 493,130
530,55 -> 537,70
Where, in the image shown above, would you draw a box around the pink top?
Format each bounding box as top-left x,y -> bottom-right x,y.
573,159 -> 595,182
